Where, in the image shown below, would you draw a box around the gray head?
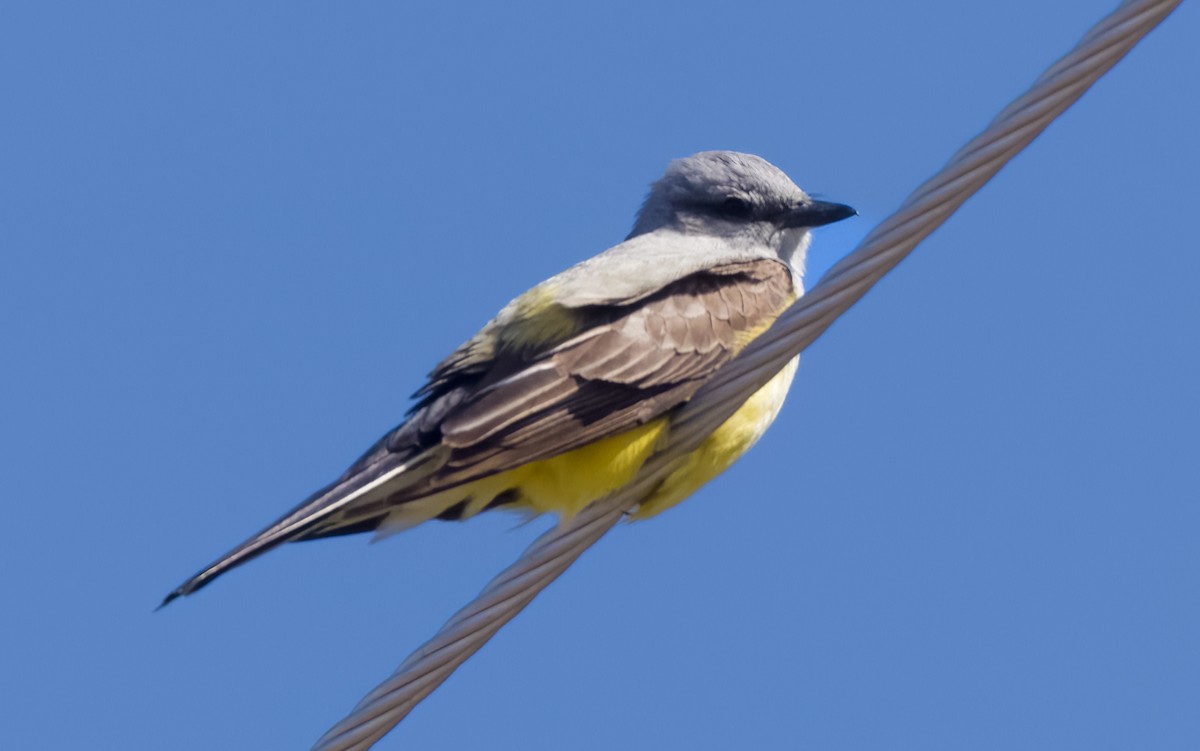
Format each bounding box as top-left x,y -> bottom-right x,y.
629,151 -> 854,257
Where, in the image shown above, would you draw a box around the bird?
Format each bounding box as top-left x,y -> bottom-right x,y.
161,151 -> 855,608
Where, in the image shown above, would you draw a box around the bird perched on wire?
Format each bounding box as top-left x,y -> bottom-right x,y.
161,151 -> 855,607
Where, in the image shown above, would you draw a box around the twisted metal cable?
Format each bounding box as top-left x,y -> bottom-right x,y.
312,2 -> 1181,747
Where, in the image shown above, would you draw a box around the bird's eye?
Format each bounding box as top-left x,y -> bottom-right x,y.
719,196 -> 753,218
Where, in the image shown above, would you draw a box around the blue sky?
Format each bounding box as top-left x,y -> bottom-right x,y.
2,2 -> 1197,749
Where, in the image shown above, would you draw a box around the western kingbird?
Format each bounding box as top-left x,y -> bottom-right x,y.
162,151 -> 854,606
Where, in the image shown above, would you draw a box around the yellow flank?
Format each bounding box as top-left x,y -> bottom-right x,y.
631,356 -> 799,519
374,419 -> 667,535
502,418 -> 669,517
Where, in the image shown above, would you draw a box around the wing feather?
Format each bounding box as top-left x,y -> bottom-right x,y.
422,257 -> 795,488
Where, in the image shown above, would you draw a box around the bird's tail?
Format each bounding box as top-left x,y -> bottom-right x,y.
159,450 -> 444,609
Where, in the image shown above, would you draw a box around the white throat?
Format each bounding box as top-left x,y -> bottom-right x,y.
776,228 -> 811,287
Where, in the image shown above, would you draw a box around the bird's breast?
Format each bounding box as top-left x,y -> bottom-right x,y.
631,355 -> 800,519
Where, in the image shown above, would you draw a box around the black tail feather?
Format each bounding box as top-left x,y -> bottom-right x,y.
158,476 -> 357,609
158,448 -> 444,609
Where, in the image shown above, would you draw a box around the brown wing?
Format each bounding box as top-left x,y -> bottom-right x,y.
408,257 -> 794,489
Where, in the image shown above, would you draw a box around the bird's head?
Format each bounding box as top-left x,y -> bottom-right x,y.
629,151 -> 855,269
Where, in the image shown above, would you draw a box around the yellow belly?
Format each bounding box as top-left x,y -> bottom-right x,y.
631,356 -> 798,518
489,417 -> 670,518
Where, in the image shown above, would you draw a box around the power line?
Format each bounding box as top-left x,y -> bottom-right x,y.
312,2 -> 1183,747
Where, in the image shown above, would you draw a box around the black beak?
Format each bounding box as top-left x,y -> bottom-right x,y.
781,200 -> 857,229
